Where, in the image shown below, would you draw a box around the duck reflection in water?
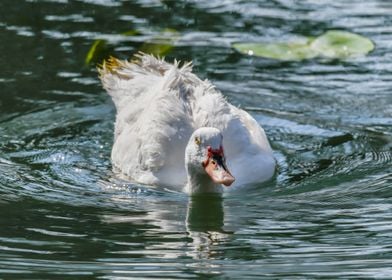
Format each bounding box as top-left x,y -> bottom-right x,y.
100,182 -> 231,262
186,194 -> 224,232
186,194 -> 232,261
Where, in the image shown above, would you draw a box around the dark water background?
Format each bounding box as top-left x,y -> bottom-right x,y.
0,0 -> 391,279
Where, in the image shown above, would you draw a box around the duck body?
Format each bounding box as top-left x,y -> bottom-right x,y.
99,53 -> 275,193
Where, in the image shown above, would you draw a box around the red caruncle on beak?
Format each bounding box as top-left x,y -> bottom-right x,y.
202,146 -> 235,186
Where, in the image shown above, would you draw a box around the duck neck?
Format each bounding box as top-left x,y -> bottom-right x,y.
186,170 -> 223,194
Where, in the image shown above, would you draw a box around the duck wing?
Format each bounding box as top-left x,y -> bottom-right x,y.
223,106 -> 276,186
99,54 -> 195,187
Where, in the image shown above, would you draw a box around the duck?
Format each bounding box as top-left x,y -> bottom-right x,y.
99,53 -> 275,194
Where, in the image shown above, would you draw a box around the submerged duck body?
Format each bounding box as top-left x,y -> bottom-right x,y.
99,53 -> 275,193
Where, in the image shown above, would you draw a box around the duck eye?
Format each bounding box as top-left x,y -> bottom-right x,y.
195,137 -> 201,145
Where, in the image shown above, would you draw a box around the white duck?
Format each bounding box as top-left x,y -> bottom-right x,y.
99,53 -> 275,194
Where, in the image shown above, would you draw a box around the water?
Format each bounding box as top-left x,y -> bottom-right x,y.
0,0 -> 391,278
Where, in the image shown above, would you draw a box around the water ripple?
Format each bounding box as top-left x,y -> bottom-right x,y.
1,0 -> 392,278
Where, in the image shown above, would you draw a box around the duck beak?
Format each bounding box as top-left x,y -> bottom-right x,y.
204,154 -> 235,187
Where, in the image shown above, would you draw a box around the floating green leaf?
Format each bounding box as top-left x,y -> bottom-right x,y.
85,28 -> 179,66
310,30 -> 375,58
122,30 -> 141,37
85,39 -> 108,65
85,29 -> 140,66
233,31 -> 374,61
139,28 -> 179,56
233,39 -> 318,61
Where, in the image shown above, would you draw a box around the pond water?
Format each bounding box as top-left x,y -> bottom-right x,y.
1,0 -> 391,278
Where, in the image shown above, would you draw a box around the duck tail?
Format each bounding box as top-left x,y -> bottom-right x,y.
98,53 -> 194,110
98,56 -> 133,98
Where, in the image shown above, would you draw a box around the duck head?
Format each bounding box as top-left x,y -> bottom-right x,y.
185,127 -> 235,193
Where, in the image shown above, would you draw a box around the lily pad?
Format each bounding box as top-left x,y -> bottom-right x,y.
233,31 -> 374,61
310,30 -> 375,58
233,40 -> 318,61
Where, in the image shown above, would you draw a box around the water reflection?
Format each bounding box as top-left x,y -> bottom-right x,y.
1,0 -> 392,278
185,194 -> 234,271
101,189 -> 229,267
186,195 -> 224,232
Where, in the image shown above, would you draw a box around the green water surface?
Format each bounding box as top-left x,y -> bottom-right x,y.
0,1 -> 391,279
